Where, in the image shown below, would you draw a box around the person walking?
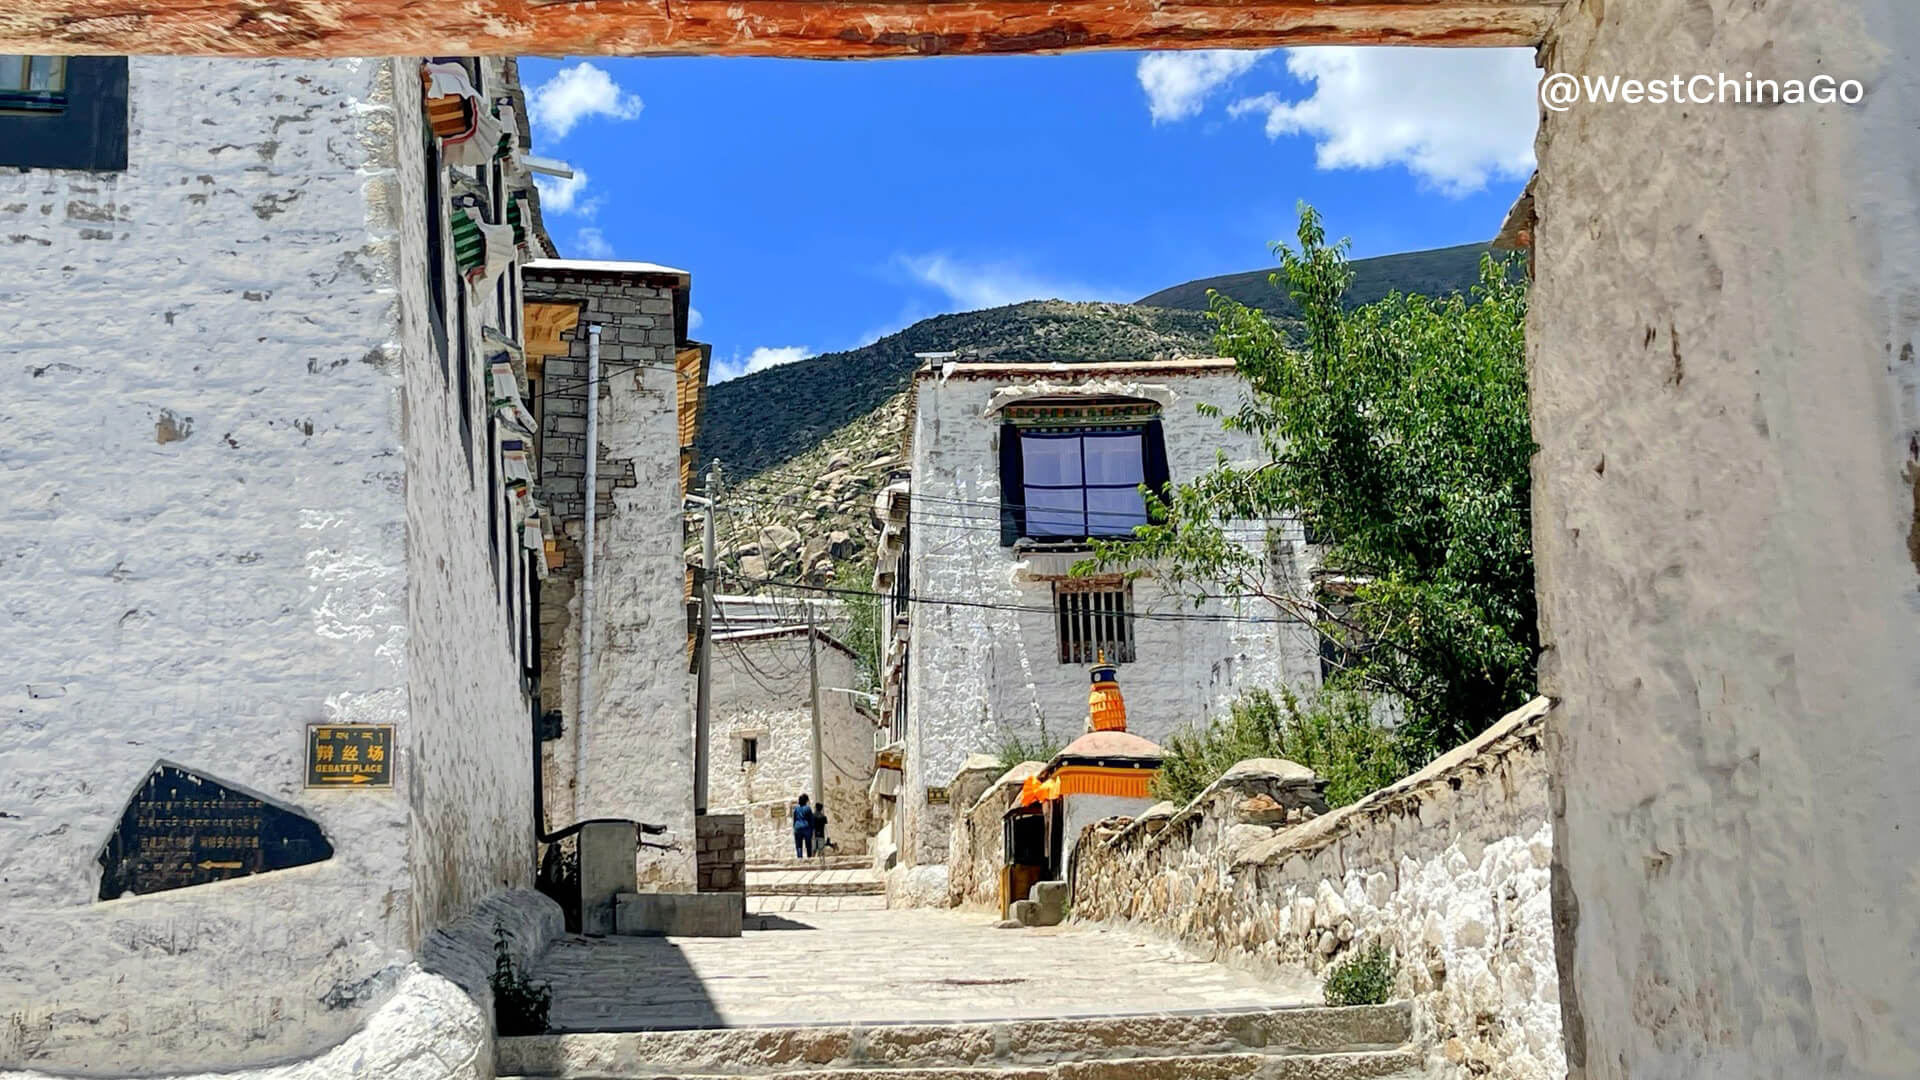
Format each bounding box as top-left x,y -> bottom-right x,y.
812,801 -> 834,855
791,793 -> 815,859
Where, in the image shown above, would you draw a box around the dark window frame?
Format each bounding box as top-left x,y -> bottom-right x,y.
999,412 -> 1170,547
1054,584 -> 1136,665
741,737 -> 759,765
0,56 -> 128,172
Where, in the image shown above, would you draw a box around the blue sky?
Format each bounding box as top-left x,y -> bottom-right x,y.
518,49 -> 1541,381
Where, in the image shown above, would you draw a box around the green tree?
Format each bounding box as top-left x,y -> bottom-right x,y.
1151,687 -> 1411,809
1093,206 -> 1535,756
842,584 -> 882,694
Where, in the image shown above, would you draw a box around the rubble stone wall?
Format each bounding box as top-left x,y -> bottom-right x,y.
1072,699 -> 1560,1080
695,813 -> 746,894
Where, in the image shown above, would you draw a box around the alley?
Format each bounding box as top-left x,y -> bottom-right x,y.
531,907 -> 1320,1033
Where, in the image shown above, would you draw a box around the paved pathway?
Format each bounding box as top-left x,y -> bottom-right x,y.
533,907 -> 1319,1033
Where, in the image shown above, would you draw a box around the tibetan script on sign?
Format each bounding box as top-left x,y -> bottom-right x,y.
305,724 -> 393,788
97,763 -> 333,900
926,786 -> 950,805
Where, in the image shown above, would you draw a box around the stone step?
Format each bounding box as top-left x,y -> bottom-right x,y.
501,1048 -> 1418,1080
748,880 -> 886,897
746,856 -> 872,872
747,895 -> 888,919
497,1004 -> 1413,1079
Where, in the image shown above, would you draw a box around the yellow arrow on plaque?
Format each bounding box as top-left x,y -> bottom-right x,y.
321,773 -> 373,783
197,860 -> 244,870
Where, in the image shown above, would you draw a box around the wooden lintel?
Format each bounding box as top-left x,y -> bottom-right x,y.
0,1 -> 1559,58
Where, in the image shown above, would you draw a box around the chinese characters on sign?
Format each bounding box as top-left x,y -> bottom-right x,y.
97,763 -> 334,900
305,724 -> 394,788
926,786 -> 950,805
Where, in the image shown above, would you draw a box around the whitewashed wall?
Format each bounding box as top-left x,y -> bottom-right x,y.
1532,2 -> 1920,1077
704,632 -> 874,860
0,57 -> 534,1074
901,365 -> 1322,864
527,274 -> 695,889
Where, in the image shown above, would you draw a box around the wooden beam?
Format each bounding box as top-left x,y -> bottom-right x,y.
0,1 -> 1558,58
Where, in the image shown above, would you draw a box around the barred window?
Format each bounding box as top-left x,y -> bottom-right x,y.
1055,585 -> 1134,665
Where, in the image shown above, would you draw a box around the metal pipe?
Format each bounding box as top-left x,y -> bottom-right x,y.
693,465 -> 717,815
575,323 -> 601,817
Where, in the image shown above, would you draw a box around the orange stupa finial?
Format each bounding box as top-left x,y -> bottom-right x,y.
1087,651 -> 1127,733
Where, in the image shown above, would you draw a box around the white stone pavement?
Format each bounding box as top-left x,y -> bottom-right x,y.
532,907 -> 1321,1033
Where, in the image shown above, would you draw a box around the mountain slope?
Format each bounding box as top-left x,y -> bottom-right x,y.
696,300 -> 1215,482
694,301 -> 1216,586
1136,242 -> 1496,316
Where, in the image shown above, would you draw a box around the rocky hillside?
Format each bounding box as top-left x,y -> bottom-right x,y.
1135,242 -> 1499,316
695,244 -> 1497,591
696,301 -> 1216,588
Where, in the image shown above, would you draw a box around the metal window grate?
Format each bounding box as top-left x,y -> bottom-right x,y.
1055,586 -> 1135,665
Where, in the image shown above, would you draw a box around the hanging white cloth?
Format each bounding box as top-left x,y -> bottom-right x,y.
467,215 -> 515,291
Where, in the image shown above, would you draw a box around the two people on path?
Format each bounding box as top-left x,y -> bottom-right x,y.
790,792 -> 835,858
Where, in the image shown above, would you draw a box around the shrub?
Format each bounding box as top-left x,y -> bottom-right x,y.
490,922 -> 551,1036
1323,939 -> 1397,1007
989,723 -> 1065,775
1150,686 -> 1414,808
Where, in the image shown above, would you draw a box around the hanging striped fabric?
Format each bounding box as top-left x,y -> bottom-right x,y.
507,194 -> 526,250
451,207 -> 485,281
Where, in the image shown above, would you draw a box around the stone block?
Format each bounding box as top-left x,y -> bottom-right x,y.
579,822 -> 637,937
615,892 -> 743,937
1029,880 -> 1068,926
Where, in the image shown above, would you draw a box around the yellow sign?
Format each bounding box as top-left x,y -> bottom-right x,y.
305,725 -> 394,789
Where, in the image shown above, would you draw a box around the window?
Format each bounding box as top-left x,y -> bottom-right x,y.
0,56 -> 128,171
1055,585 -> 1135,665
422,113 -> 450,373
741,737 -> 759,765
998,402 -> 1169,546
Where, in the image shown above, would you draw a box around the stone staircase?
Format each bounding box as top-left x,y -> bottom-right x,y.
498,1002 -> 1420,1080
746,857 -> 886,915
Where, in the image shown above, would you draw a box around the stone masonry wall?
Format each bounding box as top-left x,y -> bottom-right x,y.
902,366 -> 1323,867
1072,698 -> 1559,1080
695,813 -> 746,895
947,758 -> 1036,910
524,269 -> 694,888
0,58 -> 423,1074
705,632 -> 874,860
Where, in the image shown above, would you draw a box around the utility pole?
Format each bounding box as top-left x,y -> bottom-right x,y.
692,463 -> 720,816
805,597 -> 825,816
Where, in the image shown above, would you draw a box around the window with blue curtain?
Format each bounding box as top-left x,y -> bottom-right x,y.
998,402 -> 1170,545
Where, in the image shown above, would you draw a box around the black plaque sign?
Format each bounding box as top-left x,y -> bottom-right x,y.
97,763 -> 333,900
305,724 -> 393,788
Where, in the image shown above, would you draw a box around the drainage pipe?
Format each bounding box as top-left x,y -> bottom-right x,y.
574,323 -> 601,817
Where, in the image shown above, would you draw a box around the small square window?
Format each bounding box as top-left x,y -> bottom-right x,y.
0,56 -> 128,171
1056,585 -> 1135,665
741,737 -> 759,765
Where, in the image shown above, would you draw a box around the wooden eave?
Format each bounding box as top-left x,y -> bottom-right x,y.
2,1 -> 1560,57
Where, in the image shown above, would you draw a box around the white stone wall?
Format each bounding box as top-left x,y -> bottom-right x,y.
704,633 -> 874,860
399,53 -> 539,945
901,367 -> 1322,863
1532,3 -> 1920,1077
1072,699 -> 1559,1080
0,57 -> 536,1074
533,297 -> 695,887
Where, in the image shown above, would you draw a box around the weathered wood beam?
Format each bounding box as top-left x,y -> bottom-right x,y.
0,1 -> 1558,58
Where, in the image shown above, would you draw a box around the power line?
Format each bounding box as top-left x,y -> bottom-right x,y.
718,569 -> 1298,626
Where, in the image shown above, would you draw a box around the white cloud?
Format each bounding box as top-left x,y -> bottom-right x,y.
710,345 -> 811,383
1228,47 -> 1539,196
896,253 -> 1108,311
1137,50 -> 1266,123
573,227 -> 613,258
688,307 -> 704,332
534,169 -> 599,217
527,62 -> 644,142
